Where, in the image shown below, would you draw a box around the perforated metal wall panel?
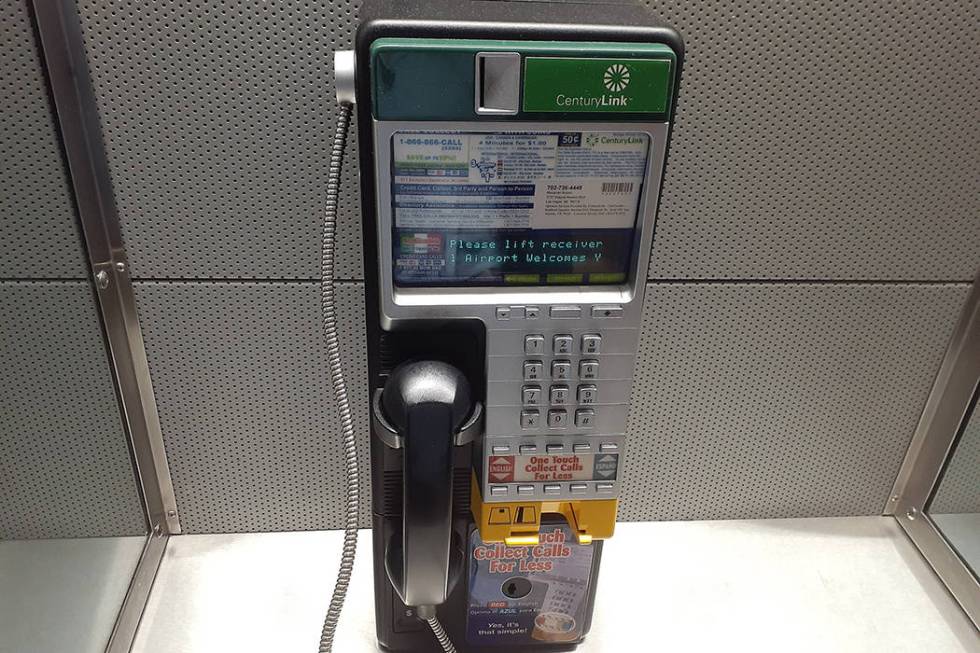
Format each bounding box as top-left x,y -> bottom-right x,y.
646,1 -> 980,281
930,410 -> 980,514
1,1 -> 87,279
0,282 -> 146,539
132,281 -> 370,532
618,282 -> 969,521
67,0 -> 980,531
75,0 -> 363,281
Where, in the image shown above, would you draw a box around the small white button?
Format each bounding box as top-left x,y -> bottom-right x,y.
570,483 -> 588,494
519,444 -> 538,454
543,484 -> 561,495
596,483 -> 614,493
492,445 -> 511,454
517,485 -> 535,495
490,485 -> 508,496
546,444 -> 564,453
573,443 -> 591,453
525,306 -> 540,319
599,442 -> 619,452
495,307 -> 510,320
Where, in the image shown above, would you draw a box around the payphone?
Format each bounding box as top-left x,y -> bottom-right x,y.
318,1 -> 682,650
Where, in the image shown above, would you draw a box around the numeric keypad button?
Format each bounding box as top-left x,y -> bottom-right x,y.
520,410 -> 540,429
522,385 -> 542,406
550,385 -> 569,405
575,409 -> 595,428
523,361 -> 543,381
524,334 -> 545,355
553,334 -> 573,355
551,360 -> 571,381
581,334 -> 601,354
577,385 -> 598,405
579,360 -> 599,380
547,409 -> 568,428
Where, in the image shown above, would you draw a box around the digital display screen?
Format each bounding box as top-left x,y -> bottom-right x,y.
390,131 -> 650,287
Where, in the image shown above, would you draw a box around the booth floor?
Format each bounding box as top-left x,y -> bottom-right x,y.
129,517 -> 979,653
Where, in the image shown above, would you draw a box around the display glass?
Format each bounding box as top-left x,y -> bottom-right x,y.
390,131 -> 650,287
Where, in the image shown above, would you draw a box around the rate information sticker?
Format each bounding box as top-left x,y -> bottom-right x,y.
487,454 -> 619,483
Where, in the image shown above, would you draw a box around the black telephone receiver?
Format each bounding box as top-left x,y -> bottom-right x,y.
373,361 -> 482,612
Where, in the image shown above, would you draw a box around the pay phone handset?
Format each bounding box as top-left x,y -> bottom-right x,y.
320,1 -> 681,651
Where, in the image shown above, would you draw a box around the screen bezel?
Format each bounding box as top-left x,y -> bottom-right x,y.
373,120 -> 670,310
388,129 -> 651,289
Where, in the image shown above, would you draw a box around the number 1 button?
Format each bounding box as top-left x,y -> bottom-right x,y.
524,335 -> 545,355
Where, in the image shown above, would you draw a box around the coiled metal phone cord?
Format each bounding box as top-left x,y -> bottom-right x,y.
425,615 -> 459,653
318,102 -> 358,653
318,100 -> 457,653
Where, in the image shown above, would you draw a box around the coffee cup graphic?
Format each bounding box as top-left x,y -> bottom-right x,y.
531,611 -> 578,642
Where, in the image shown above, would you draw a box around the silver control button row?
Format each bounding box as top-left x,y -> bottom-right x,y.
498,305 -> 540,321
503,305 -> 621,320
490,482 -> 616,497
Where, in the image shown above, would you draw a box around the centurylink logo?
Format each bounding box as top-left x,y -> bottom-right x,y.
603,63 -> 630,92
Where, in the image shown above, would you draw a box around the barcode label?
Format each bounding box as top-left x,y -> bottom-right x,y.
601,182 -> 634,193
